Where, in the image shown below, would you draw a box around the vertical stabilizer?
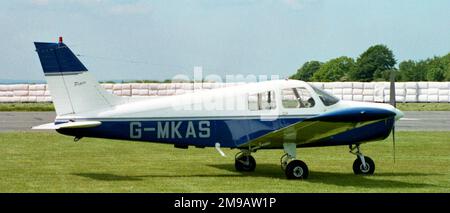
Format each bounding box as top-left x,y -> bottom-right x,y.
34,38 -> 122,115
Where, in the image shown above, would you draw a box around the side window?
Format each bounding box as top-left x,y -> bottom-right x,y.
281,88 -> 298,108
296,87 -> 315,108
248,91 -> 276,111
281,87 -> 315,108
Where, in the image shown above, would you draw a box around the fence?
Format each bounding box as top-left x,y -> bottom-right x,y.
0,82 -> 449,103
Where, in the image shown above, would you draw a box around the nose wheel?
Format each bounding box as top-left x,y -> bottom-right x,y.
353,156 -> 375,175
350,144 -> 375,175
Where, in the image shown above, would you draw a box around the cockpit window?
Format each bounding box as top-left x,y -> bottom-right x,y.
281,87 -> 315,109
309,84 -> 340,106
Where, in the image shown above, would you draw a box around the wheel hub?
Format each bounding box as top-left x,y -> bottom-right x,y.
360,163 -> 370,173
293,166 -> 304,177
241,157 -> 250,166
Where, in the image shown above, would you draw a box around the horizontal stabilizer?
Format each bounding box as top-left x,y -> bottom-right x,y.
32,121 -> 102,130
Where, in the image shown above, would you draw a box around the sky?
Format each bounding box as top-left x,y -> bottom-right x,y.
1,0 -> 449,82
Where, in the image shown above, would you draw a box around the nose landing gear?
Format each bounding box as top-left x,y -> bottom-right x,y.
350,144 -> 375,175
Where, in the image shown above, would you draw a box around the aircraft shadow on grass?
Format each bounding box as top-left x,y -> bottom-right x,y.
73,164 -> 439,189
210,164 -> 439,189
72,173 -> 241,181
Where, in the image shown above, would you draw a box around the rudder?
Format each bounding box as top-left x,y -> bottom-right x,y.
34,38 -> 122,115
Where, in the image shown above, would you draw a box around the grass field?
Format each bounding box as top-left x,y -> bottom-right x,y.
1,102 -> 450,111
0,103 -> 54,111
0,131 -> 448,193
396,103 -> 450,111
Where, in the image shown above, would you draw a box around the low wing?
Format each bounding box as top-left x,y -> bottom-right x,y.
247,107 -> 396,148
32,121 -> 102,130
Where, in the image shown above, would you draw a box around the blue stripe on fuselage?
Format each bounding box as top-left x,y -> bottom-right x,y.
55,117 -> 394,148
56,118 -> 302,148
55,106 -> 396,148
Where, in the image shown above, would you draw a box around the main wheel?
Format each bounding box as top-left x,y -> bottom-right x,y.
285,160 -> 309,179
353,156 -> 375,175
235,155 -> 256,172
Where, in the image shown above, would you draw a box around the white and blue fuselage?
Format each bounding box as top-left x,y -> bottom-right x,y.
52,80 -> 403,149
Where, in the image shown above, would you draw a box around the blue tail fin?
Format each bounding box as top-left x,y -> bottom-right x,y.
34,42 -> 87,74
34,39 -> 123,116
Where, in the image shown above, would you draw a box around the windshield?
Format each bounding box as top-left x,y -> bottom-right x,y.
308,84 -> 340,106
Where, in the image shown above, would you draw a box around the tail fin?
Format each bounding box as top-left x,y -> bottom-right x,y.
34,38 -> 122,116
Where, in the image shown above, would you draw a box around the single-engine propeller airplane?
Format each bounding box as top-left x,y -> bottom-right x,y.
32,38 -> 404,179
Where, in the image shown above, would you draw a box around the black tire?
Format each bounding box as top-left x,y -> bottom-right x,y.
353,156 -> 375,175
235,155 -> 256,172
285,160 -> 309,179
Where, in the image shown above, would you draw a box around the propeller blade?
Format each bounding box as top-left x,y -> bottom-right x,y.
392,126 -> 396,163
389,69 -> 396,107
390,69 -> 397,163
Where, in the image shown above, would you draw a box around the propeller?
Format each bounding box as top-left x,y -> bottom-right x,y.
389,69 -> 396,163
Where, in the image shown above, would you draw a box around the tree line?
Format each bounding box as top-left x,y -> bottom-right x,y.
290,44 -> 450,82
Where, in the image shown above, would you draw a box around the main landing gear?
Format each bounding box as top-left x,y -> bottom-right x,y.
234,143 -> 309,179
281,143 -> 309,179
349,144 -> 375,175
235,151 -> 256,172
233,143 -> 375,179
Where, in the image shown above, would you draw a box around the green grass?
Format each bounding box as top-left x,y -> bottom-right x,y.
0,103 -> 54,111
396,103 -> 450,111
0,131 -> 448,192
1,102 -> 450,111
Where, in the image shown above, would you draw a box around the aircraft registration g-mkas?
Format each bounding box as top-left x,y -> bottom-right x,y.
33,38 -> 404,179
